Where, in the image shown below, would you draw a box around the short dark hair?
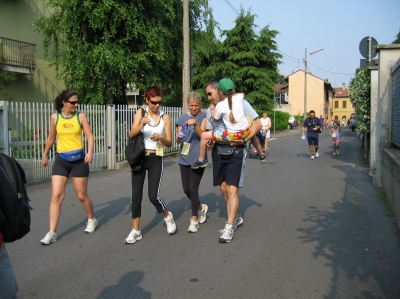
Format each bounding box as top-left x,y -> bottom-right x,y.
205,79 -> 218,90
309,110 -> 315,114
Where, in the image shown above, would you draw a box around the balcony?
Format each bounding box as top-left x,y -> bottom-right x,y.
0,37 -> 36,75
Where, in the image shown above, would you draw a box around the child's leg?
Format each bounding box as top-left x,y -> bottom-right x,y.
198,131 -> 212,161
336,139 -> 340,151
251,136 -> 264,155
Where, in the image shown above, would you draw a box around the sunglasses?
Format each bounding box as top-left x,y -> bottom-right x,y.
206,89 -> 215,96
150,100 -> 162,106
66,101 -> 79,105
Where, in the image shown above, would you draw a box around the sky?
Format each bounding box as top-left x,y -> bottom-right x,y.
208,0 -> 400,88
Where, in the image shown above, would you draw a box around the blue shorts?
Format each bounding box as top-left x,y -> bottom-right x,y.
307,136 -> 319,146
52,155 -> 89,178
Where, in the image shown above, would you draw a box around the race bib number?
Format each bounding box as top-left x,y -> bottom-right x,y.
156,141 -> 164,156
181,142 -> 190,156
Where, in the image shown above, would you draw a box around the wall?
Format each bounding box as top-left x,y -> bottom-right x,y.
0,0 -> 64,103
381,148 -> 400,230
373,44 -> 400,187
288,70 -> 326,116
369,66 -> 379,171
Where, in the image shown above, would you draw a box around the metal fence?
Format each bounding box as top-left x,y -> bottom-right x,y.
392,62 -> 400,148
0,101 -> 183,183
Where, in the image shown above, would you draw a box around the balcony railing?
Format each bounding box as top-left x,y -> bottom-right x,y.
0,37 -> 36,75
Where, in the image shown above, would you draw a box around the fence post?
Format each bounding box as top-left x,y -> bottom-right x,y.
106,104 -> 115,169
0,101 -> 10,155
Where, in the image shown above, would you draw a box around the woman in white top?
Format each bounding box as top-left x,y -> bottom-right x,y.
124,85 -> 176,244
260,110 -> 271,152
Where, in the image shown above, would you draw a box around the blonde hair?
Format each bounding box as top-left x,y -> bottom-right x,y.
187,91 -> 202,104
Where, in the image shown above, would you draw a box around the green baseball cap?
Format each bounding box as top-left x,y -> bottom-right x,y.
217,78 -> 235,94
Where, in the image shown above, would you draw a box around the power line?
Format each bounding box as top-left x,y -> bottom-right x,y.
222,0 -> 353,77
309,62 -> 354,76
223,0 -> 301,62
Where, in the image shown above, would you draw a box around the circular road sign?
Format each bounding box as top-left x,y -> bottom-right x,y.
359,36 -> 378,59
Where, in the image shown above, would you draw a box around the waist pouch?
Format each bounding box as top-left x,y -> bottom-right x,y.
58,149 -> 85,162
216,144 -> 243,160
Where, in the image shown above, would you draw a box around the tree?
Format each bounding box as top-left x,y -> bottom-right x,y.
349,68 -> 371,134
35,0 -> 209,104
393,29 -> 400,44
192,7 -> 281,111
0,44 -> 17,100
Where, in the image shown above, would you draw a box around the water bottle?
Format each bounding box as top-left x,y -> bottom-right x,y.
178,125 -> 188,140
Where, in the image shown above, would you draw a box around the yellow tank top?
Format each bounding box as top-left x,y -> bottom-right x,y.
56,111 -> 83,153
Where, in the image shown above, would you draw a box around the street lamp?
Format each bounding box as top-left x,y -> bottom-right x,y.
303,47 -> 323,119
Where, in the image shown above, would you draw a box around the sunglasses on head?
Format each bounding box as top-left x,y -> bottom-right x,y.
66,100 -> 79,105
150,100 -> 162,106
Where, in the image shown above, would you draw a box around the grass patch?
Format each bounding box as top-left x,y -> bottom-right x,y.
379,191 -> 394,217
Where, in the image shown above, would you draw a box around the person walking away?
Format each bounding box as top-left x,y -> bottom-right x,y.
260,110 -> 271,152
349,116 -> 357,134
176,92 -> 208,233
301,110 -> 322,160
124,85 -> 176,244
40,89 -> 97,245
205,80 -> 262,243
330,121 -> 342,155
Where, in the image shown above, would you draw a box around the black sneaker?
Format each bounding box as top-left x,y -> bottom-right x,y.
259,154 -> 266,162
191,159 -> 208,169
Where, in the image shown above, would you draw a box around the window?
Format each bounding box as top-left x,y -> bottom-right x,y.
334,101 -> 339,108
343,101 -> 347,108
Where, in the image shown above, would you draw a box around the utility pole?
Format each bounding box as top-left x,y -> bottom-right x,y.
182,0 -> 190,113
303,47 -> 323,120
303,48 -> 308,120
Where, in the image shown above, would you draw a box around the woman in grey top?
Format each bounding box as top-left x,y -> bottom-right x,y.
176,92 -> 208,233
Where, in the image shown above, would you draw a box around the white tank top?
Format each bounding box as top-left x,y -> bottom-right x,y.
142,109 -> 165,150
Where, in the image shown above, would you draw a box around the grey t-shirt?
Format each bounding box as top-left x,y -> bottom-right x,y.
176,112 -> 206,165
206,99 -> 259,131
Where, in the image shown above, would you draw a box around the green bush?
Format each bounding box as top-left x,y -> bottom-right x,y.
255,109 -> 289,130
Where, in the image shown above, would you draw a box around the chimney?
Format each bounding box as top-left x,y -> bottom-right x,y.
342,82 -> 345,90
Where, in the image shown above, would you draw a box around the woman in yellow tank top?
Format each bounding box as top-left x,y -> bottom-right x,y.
39,89 -> 97,245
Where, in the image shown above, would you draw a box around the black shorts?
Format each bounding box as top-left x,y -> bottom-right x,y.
52,155 -> 89,178
212,145 -> 246,188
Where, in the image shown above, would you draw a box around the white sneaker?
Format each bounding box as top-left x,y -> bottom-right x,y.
336,150 -> 340,155
310,155 -> 315,160
164,211 -> 176,235
40,230 -> 57,245
219,223 -> 234,243
315,152 -> 319,158
84,218 -> 98,233
333,151 -> 336,156
124,228 -> 142,244
197,204 -> 208,224
188,219 -> 199,233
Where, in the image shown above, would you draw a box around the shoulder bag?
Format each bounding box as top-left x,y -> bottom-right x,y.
125,108 -> 146,167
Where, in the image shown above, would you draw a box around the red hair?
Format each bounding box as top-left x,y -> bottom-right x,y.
145,85 -> 163,100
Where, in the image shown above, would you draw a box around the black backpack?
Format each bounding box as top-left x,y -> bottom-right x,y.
0,153 -> 32,243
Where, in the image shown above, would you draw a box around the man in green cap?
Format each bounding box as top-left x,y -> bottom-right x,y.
202,79 -> 263,243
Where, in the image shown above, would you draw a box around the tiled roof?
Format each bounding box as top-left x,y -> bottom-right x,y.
334,87 -> 349,97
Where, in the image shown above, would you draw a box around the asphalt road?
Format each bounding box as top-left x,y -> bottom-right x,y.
6,127 -> 400,299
